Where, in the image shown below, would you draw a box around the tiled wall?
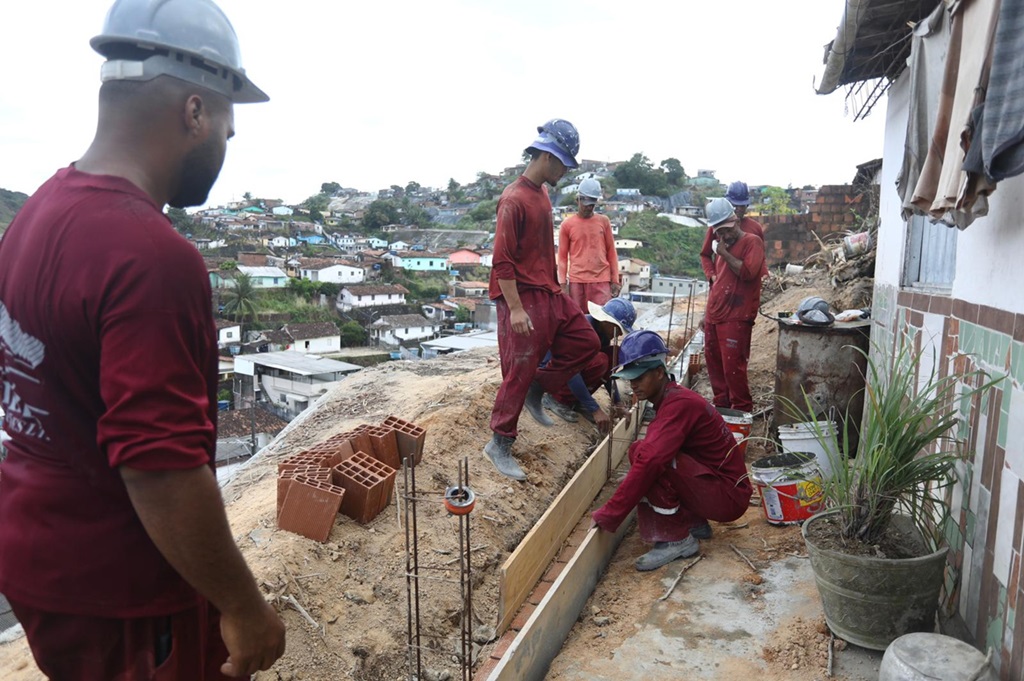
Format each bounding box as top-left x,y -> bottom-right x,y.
874,287 -> 1024,678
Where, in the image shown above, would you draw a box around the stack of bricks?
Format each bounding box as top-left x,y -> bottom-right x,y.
274,416 -> 425,540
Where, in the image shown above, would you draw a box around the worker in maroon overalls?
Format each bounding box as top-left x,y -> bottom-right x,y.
701,197 -> 766,413
484,119 -> 603,481
592,331 -> 752,571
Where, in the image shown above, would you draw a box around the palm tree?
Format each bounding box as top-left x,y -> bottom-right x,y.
221,272 -> 260,325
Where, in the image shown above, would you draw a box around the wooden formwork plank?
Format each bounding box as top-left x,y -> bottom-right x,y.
487,510 -> 636,681
496,410 -> 634,635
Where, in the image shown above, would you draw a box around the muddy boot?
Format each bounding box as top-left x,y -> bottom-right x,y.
635,535 -> 699,571
691,521 -> 713,540
483,434 -> 527,481
523,381 -> 554,427
542,393 -> 578,423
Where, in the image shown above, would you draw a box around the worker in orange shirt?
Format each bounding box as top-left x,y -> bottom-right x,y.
557,178 -> 621,310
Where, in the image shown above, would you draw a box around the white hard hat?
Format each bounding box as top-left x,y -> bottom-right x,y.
92,0 -> 268,104
578,178 -> 602,202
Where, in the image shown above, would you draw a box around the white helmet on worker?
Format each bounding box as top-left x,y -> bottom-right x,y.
91,0 -> 269,104
577,178 -> 602,205
705,197 -> 736,228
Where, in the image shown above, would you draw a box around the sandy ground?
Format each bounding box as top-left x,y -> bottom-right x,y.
0,266 -> 872,681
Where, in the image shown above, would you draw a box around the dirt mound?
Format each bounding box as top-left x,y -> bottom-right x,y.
226,349 -> 607,680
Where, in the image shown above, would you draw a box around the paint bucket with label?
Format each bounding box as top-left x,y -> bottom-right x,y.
751,452 -> 824,525
777,420 -> 839,481
716,407 -> 752,458
843,232 -> 871,258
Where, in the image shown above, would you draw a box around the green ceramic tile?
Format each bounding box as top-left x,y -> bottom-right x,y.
987,616 -> 1003,653
1010,606 -> 1016,633
1012,342 -> 1024,385
966,510 -> 977,546
945,519 -> 964,552
995,335 -> 1011,370
962,324 -> 977,355
1001,586 -> 1008,614
1000,402 -> 1009,450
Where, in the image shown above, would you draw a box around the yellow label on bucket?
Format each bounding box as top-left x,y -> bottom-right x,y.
797,480 -> 823,506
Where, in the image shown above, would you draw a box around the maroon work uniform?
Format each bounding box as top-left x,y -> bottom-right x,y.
703,232 -> 765,412
489,177 -> 600,438
700,216 -> 768,281
591,382 -> 752,542
0,167 -> 231,679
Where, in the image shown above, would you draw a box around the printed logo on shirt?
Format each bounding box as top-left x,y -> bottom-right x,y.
0,302 -> 50,441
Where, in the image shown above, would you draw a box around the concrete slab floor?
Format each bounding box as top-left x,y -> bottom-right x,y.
546,505 -> 885,681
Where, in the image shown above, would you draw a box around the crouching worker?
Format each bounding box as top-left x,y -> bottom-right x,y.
591,331 -> 752,571
542,298 -> 637,434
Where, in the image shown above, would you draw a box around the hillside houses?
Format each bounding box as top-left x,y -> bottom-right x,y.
384,251 -> 450,272
298,258 -> 364,284
257,321 -> 341,354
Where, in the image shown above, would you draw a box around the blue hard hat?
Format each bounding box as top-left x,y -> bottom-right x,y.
725,181 -> 751,206
527,118 -> 580,168
588,298 -> 635,334
612,330 -> 668,378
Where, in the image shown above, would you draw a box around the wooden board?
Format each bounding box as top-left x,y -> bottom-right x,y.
496,409 -> 634,634
487,510 -> 636,681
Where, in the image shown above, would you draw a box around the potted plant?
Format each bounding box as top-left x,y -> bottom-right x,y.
787,336 -> 993,651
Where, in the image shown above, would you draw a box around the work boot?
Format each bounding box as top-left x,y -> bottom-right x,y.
691,521 -> 713,540
484,434 -> 527,481
635,535 -> 700,571
575,405 -> 596,424
523,381 -> 554,427
542,393 -> 578,423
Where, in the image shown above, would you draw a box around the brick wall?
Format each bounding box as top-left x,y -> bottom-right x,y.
759,184 -> 879,267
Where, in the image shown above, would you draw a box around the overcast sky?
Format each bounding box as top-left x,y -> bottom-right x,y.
0,0 -> 885,208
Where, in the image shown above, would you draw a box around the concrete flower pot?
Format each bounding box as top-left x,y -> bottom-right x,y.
802,510 -> 948,651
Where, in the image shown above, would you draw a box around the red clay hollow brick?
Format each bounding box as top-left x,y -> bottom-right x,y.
341,426 -> 375,459
366,425 -> 401,469
357,451 -> 398,510
383,415 -> 426,466
309,436 -> 356,469
333,453 -> 391,524
277,476 -> 345,543
278,451 -> 328,474
277,465 -> 331,518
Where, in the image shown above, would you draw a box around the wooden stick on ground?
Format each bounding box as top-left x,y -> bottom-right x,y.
657,554 -> 704,602
729,543 -> 758,572
827,631 -> 834,677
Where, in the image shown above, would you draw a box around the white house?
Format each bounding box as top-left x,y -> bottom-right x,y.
214,319 -> 241,348
271,206 -> 294,216
614,238 -> 643,250
236,265 -> 288,288
477,248 -> 493,267
370,314 -> 440,346
618,257 -> 651,290
265,236 -> 296,249
269,322 -> 341,355
388,240 -> 411,251
300,261 -> 364,284
336,284 -> 409,312
367,237 -> 388,249
815,1 -> 1024,667
233,351 -> 361,420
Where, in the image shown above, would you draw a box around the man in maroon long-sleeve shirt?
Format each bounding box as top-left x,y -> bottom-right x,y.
702,198 -> 766,412
485,120 -> 602,481
592,333 -> 752,571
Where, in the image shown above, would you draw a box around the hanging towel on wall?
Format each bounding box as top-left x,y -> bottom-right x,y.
898,3 -> 950,221
912,0 -> 1000,228
981,0 -> 1024,181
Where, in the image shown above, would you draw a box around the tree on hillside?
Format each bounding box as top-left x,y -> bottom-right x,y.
758,186 -> 797,216
613,153 -> 669,197
363,199 -> 401,230
660,158 -> 686,186
303,192 -> 330,213
321,181 -> 342,196
221,273 -> 260,324
243,191 -> 252,201
165,207 -> 193,234
447,178 -> 464,202
405,180 -> 421,195
468,199 -> 498,222
339,320 -> 366,347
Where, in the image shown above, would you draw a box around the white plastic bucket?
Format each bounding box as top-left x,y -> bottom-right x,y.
777,421 -> 838,481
